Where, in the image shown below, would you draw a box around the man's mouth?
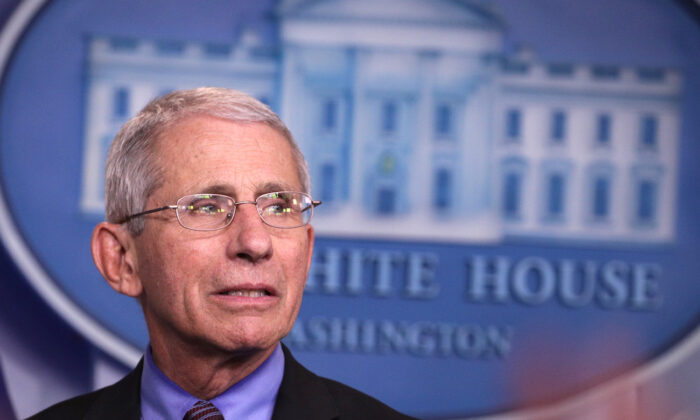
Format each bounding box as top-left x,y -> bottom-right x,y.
220,289 -> 272,298
215,283 -> 277,298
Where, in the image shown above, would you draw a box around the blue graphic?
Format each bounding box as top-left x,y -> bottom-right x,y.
77,1 -> 681,244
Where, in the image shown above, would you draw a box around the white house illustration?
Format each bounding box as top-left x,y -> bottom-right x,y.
80,0 -> 681,243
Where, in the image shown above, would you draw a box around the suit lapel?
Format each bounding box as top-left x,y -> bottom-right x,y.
78,349 -> 339,420
272,345 -> 338,420
85,359 -> 142,420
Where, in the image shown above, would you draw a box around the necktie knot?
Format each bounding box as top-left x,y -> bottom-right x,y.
183,400 -> 224,420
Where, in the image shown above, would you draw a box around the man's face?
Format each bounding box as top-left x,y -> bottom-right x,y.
132,115 -> 314,357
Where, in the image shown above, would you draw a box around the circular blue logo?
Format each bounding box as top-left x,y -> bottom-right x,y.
1,1 -> 699,417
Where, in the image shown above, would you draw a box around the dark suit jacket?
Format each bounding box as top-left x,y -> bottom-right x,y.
27,345 -> 415,420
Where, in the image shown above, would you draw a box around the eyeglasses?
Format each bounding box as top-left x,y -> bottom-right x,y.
120,191 -> 321,231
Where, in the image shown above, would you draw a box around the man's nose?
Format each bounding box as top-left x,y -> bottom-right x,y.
225,202 -> 273,262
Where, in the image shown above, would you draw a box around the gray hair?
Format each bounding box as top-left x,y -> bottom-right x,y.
104,87 -> 310,235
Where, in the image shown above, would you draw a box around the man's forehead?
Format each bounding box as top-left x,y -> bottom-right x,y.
155,117 -> 295,162
185,180 -> 300,198
147,115 -> 303,200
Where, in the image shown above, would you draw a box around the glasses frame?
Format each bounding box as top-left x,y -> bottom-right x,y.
119,191 -> 321,231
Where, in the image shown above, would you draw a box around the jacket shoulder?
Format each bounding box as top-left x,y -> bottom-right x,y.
319,375 -> 417,420
275,344 -> 416,420
27,388 -> 104,420
26,360 -> 142,420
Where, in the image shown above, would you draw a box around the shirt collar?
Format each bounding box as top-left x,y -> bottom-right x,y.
140,343 -> 285,420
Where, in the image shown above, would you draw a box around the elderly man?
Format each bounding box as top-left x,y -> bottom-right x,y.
30,88 -> 413,420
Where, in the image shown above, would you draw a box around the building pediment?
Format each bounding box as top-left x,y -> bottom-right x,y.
279,0 -> 502,52
279,0 -> 502,29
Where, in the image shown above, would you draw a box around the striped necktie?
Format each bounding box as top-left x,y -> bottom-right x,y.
183,400 -> 224,420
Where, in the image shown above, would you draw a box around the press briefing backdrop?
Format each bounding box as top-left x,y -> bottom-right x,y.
0,0 -> 699,419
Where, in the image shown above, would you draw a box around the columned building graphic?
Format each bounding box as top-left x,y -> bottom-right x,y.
494,50 -> 680,242
79,0 -> 681,243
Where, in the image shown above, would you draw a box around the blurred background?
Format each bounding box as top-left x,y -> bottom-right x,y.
0,0 -> 699,419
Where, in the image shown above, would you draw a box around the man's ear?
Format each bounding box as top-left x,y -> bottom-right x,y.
91,222 -> 143,298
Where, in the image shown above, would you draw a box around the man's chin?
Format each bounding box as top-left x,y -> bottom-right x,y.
216,332 -> 281,356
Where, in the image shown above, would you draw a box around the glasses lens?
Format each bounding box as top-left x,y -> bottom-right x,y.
257,192 -> 313,228
176,194 -> 234,231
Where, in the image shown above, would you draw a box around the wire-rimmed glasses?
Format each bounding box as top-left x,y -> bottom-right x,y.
120,191 -> 321,231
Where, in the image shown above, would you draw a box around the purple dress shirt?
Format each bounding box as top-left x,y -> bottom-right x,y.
140,344 -> 284,420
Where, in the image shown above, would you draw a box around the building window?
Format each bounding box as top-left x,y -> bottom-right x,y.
640,115 -> 658,150
322,99 -> 338,132
204,43 -> 231,57
377,187 -> 396,214
636,180 -> 657,224
546,173 -> 566,218
550,110 -> 567,143
596,114 -> 611,146
320,164 -> 335,203
381,101 -> 397,134
501,157 -> 527,220
586,163 -> 614,224
379,153 -> 397,175
113,87 -> 129,119
631,165 -> 662,228
502,60 -> 529,74
592,65 -> 620,80
592,176 -> 611,219
502,172 -> 522,218
156,40 -> 185,55
434,168 -> 452,210
435,104 -> 452,137
637,68 -> 665,83
547,63 -> 574,77
109,37 -> 138,51
505,108 -> 521,141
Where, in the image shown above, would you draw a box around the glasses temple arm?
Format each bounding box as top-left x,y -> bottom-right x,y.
300,200 -> 322,212
119,205 -> 177,223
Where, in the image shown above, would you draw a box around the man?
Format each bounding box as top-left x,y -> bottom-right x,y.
30,88 -> 414,419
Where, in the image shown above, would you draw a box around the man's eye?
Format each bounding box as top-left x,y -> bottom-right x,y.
264,203 -> 292,215
190,202 -> 222,214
